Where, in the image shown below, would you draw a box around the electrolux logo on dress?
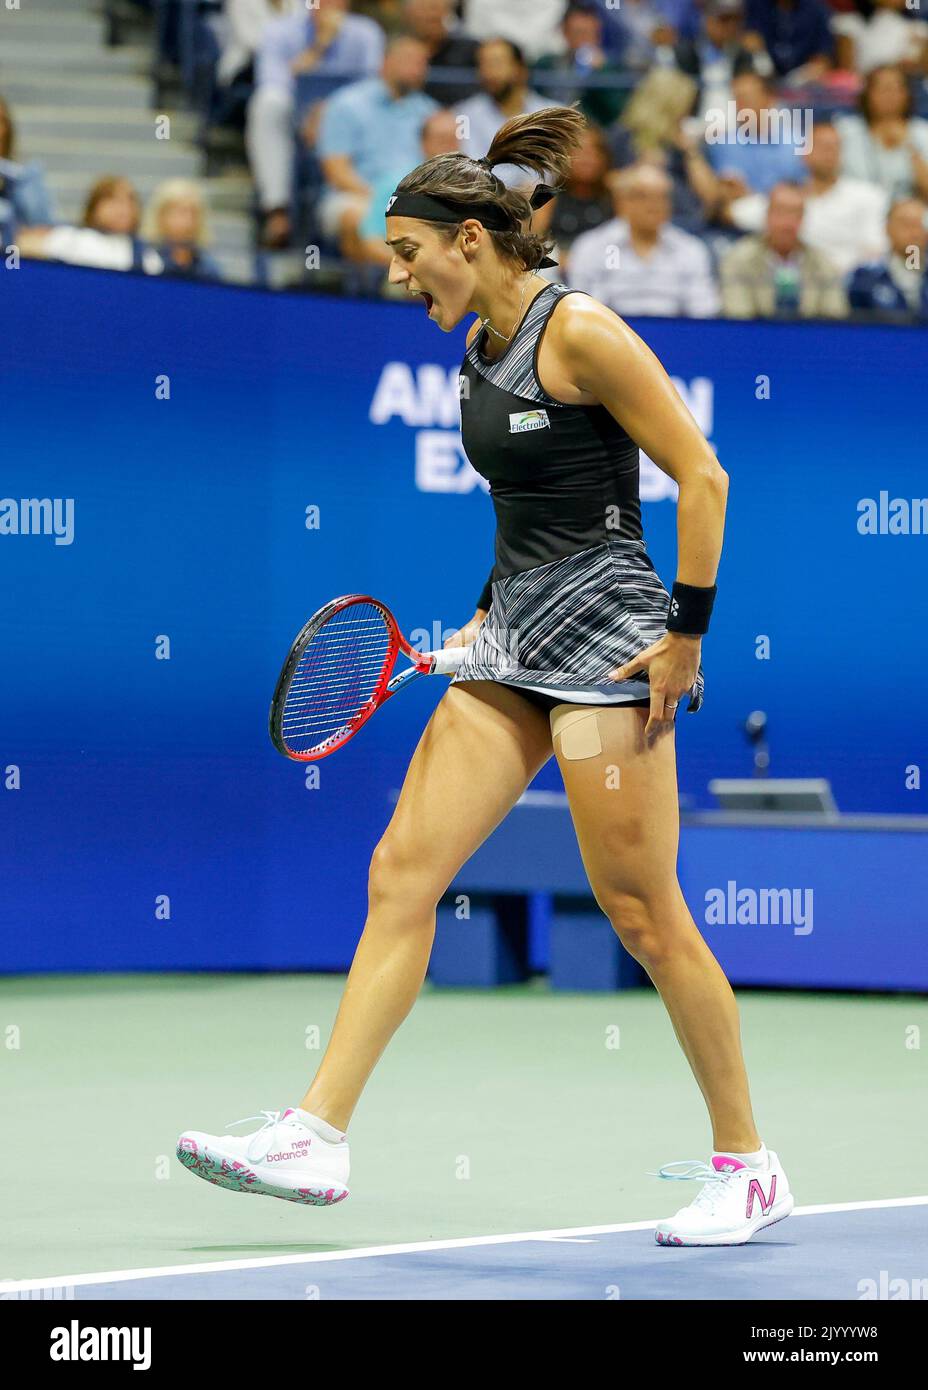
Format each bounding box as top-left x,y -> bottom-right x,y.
509,409 -> 550,433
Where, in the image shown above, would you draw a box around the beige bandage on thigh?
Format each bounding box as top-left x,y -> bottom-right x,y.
549,703 -> 604,760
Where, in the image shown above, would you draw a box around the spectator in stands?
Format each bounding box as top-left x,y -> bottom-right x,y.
315,36 -> 438,258
614,67 -> 708,236
352,1 -> 408,41
0,95 -> 55,232
216,0 -> 299,88
674,0 -> 770,119
459,0 -> 569,63
535,2 -> 630,128
743,0 -> 834,81
567,162 -> 720,316
700,70 -> 809,210
401,0 -> 480,104
607,0 -> 691,75
594,0 -> 700,57
848,195 -> 928,320
17,176 -> 164,274
141,179 -> 224,282
81,176 -> 141,235
246,0 -> 385,247
837,65 -> 928,200
453,39 -> 550,187
727,118 -> 887,275
353,107 -> 460,264
720,179 -> 848,317
549,123 -> 615,263
832,0 -> 928,77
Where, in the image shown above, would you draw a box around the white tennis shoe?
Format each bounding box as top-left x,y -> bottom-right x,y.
177,1108 -> 349,1206
654,1150 -> 793,1246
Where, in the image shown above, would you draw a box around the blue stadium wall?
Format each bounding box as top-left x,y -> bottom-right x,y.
2,262 -> 925,973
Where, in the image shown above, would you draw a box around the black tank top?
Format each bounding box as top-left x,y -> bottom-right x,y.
459,281 -> 641,580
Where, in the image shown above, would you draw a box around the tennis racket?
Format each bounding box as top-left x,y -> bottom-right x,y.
269,594 -> 470,761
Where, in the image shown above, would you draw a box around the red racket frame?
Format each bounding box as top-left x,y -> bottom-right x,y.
269,594 -> 463,761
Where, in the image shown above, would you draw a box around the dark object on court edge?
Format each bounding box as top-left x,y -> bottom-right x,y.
744,709 -> 769,777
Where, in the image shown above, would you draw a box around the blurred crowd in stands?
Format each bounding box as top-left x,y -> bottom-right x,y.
2,0 -> 928,321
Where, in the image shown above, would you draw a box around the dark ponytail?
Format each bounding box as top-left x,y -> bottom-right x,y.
393,104 -> 587,271
482,104 -> 586,185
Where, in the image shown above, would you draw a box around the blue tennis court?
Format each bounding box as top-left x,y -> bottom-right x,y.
6,1200 -> 925,1302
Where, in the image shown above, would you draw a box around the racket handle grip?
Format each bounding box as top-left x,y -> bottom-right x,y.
428,645 -> 470,675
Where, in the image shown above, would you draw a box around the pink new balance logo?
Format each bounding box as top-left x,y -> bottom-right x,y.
746,1174 -> 777,1219
266,1139 -> 313,1163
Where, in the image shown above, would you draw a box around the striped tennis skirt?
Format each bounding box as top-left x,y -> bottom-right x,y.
450,538 -> 705,713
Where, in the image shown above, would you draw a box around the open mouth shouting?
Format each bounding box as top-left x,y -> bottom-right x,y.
412,287 -> 435,317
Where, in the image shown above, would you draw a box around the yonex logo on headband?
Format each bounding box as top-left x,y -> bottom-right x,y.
384,188 -> 513,229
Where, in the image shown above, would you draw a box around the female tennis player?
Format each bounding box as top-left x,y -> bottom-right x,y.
178,106 -> 792,1246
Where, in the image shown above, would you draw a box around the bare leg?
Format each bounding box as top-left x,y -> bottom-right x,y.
553,705 -> 761,1154
300,682 -> 553,1130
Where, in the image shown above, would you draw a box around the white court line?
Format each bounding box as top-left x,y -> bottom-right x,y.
5,1195 -> 927,1294
529,1237 -> 598,1243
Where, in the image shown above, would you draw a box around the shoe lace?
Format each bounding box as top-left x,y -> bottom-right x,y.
649,1159 -> 737,1214
226,1109 -> 294,1163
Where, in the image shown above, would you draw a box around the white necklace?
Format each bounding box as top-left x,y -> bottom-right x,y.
480,273 -> 536,344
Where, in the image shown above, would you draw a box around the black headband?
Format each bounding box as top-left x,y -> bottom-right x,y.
385,190 -> 513,228
385,165 -> 559,268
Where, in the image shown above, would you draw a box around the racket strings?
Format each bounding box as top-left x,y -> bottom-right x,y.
283,637 -> 388,717
280,605 -> 392,752
284,641 -> 390,698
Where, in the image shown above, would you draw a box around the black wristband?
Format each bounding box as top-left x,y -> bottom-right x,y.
476,574 -> 493,612
666,581 -> 716,635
